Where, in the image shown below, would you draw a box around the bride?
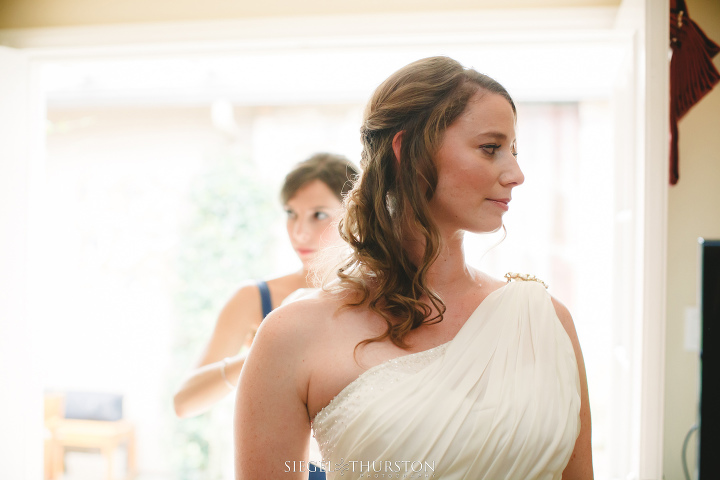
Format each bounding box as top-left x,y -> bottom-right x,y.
234,56 -> 593,479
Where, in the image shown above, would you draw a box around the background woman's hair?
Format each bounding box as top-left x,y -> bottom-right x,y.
280,152 -> 359,204
335,56 -> 515,350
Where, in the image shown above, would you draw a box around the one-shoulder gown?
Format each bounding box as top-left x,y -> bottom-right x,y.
312,280 -> 581,480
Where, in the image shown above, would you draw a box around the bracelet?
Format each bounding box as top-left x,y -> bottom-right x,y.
220,357 -> 236,390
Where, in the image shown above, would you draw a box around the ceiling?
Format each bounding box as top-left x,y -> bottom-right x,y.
0,0 -> 622,30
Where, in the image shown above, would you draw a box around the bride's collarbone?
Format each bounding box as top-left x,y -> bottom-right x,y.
307,285 -> 503,407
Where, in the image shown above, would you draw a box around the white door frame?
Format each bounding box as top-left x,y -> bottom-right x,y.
0,46 -> 45,480
614,0 -> 669,478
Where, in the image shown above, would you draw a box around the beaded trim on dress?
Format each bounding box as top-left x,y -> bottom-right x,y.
504,272 -> 548,288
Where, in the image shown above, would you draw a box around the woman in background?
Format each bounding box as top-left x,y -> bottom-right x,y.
173,152 -> 359,419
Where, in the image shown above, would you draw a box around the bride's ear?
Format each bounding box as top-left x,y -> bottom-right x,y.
392,131 -> 404,164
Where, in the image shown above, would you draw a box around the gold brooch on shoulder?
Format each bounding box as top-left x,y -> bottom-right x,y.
504,272 -> 548,289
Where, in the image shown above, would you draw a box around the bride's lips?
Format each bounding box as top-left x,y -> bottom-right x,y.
487,198 -> 510,211
296,248 -> 316,256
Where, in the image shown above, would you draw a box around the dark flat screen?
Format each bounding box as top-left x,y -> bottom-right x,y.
699,239 -> 720,479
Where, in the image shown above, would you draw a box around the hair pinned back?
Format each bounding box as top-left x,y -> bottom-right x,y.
334,56 -> 515,350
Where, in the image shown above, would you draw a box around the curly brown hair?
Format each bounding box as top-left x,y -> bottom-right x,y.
336,56 -> 515,349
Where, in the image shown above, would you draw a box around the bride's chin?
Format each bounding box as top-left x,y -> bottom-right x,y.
468,221 -> 504,235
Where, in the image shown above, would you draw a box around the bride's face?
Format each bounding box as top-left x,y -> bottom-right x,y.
284,180 -> 343,269
428,91 -> 524,235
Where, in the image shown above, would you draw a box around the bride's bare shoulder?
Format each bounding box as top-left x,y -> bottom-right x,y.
255,289 -> 346,342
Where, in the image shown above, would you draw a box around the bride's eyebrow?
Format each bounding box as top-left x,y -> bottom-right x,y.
475,131 -> 508,141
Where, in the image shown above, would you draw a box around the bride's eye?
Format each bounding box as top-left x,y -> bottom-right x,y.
480,144 -> 501,155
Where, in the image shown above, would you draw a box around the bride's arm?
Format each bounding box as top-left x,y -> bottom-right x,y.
553,297 -> 594,480
234,302 -> 314,479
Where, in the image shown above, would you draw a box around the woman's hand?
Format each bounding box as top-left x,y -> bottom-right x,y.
173,352 -> 247,418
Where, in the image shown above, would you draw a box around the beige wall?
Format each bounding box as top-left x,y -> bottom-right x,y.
0,0 -> 619,29
664,0 -> 720,479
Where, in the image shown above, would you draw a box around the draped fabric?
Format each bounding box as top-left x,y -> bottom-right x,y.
312,280 -> 581,480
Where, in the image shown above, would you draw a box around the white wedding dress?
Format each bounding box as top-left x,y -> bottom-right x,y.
312,279 -> 580,480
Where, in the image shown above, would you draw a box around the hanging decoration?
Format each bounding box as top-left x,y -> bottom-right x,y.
669,0 -> 719,185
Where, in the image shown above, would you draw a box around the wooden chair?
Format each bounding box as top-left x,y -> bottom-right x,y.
44,393 -> 63,480
44,392 -> 136,480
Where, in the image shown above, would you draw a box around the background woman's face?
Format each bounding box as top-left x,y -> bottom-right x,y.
284,179 -> 343,269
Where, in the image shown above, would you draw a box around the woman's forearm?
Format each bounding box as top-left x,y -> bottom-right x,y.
173,353 -> 246,418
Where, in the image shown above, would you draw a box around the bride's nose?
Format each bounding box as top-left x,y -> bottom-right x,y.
500,155 -> 524,187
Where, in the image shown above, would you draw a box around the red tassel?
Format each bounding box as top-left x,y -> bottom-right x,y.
669,0 -> 720,185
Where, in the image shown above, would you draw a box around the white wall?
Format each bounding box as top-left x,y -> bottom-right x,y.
0,0 -> 620,29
